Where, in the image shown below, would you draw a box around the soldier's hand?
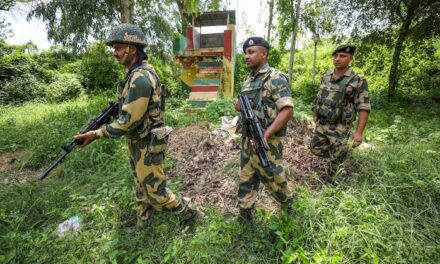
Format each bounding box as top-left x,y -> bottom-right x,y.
352,132 -> 363,148
74,131 -> 96,148
234,100 -> 241,112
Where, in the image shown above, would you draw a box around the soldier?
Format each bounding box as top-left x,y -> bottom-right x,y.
74,24 -> 198,228
235,37 -> 295,221
310,44 -> 371,176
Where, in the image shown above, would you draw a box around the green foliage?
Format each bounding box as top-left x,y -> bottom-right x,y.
79,42 -> 123,91
0,41 -> 85,105
271,101 -> 440,263
0,73 -> 46,105
203,99 -> 236,124
234,53 -> 247,96
44,73 -> 84,103
34,48 -> 77,70
268,47 -> 283,68
148,56 -> 182,97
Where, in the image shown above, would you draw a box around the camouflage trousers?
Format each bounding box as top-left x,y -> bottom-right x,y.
128,136 -> 188,221
238,136 -> 293,210
309,120 -> 352,170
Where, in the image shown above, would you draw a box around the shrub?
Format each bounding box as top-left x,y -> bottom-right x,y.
0,73 -> 46,105
45,73 -> 84,102
79,42 -> 123,91
292,77 -> 320,104
204,99 -> 236,123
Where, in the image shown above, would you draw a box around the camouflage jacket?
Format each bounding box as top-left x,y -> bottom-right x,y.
95,60 -> 164,140
240,63 -> 294,137
313,68 -> 370,124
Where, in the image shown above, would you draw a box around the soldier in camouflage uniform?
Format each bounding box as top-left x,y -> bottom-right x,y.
74,24 -> 197,227
310,45 -> 371,176
235,37 -> 295,221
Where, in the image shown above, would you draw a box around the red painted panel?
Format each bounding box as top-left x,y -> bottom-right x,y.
186,27 -> 194,49
224,30 -> 232,61
191,85 -> 219,92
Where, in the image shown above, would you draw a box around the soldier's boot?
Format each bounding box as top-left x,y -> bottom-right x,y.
238,208 -> 255,223
281,202 -> 296,216
126,208 -> 154,233
180,208 -> 203,227
138,205 -> 155,226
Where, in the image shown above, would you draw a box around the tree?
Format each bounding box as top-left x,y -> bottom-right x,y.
267,0 -> 275,44
333,0 -> 440,99
28,0 -> 225,54
0,0 -> 15,11
302,0 -> 333,81
0,0 -> 32,39
277,0 -> 301,83
28,0 -> 123,53
172,0 -> 225,34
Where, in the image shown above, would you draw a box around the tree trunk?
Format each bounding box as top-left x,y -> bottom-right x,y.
175,0 -> 188,34
120,0 -> 135,23
388,10 -> 413,99
267,0 -> 275,44
288,0 -> 301,83
313,39 -> 317,82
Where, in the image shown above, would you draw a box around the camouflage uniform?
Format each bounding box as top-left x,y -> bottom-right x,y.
238,63 -> 294,212
310,69 -> 371,170
94,61 -> 188,221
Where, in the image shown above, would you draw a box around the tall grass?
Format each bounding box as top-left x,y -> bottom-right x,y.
1,95 -> 439,263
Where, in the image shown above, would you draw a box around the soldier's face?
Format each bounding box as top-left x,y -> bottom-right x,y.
332,52 -> 352,69
112,43 -> 136,66
245,46 -> 267,71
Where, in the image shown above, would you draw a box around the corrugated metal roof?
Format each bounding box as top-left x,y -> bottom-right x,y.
184,10 -> 236,27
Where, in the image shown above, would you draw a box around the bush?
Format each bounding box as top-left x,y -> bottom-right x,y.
204,99 -> 236,123
292,77 -> 320,104
34,48 -> 77,70
0,73 -> 46,105
79,42 -> 123,91
45,73 -> 84,102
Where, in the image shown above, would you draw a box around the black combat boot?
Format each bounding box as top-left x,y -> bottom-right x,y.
281,202 -> 296,216
238,208 -> 255,223
180,208 -> 202,227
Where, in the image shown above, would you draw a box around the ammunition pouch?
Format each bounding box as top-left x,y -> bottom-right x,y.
147,126 -> 173,154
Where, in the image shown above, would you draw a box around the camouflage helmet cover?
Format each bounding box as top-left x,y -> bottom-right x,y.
106,23 -> 147,47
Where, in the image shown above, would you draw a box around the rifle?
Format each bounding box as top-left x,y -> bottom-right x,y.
239,94 -> 271,168
38,102 -> 118,180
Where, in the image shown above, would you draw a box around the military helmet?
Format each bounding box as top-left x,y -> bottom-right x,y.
106,23 -> 147,47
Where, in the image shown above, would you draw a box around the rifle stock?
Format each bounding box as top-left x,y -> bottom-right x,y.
38,102 -> 118,180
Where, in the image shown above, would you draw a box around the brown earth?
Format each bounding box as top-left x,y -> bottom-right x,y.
0,150 -> 40,184
167,120 -> 329,214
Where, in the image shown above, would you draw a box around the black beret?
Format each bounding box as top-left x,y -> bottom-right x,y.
243,37 -> 270,52
332,45 -> 356,56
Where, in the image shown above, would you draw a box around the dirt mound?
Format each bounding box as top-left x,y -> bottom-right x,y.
167,120 -> 329,214
0,150 -> 39,184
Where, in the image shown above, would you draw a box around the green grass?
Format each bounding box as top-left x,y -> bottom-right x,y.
1,95 -> 439,263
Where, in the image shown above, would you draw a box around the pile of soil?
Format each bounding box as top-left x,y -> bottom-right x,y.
0,150 -> 38,184
167,120 -> 329,214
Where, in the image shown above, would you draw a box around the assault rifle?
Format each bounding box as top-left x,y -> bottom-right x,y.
38,102 -> 118,180
239,94 -> 270,168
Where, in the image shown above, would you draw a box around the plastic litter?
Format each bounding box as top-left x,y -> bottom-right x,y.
57,216 -> 82,237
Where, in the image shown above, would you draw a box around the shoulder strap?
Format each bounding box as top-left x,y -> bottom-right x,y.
142,64 -> 168,111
